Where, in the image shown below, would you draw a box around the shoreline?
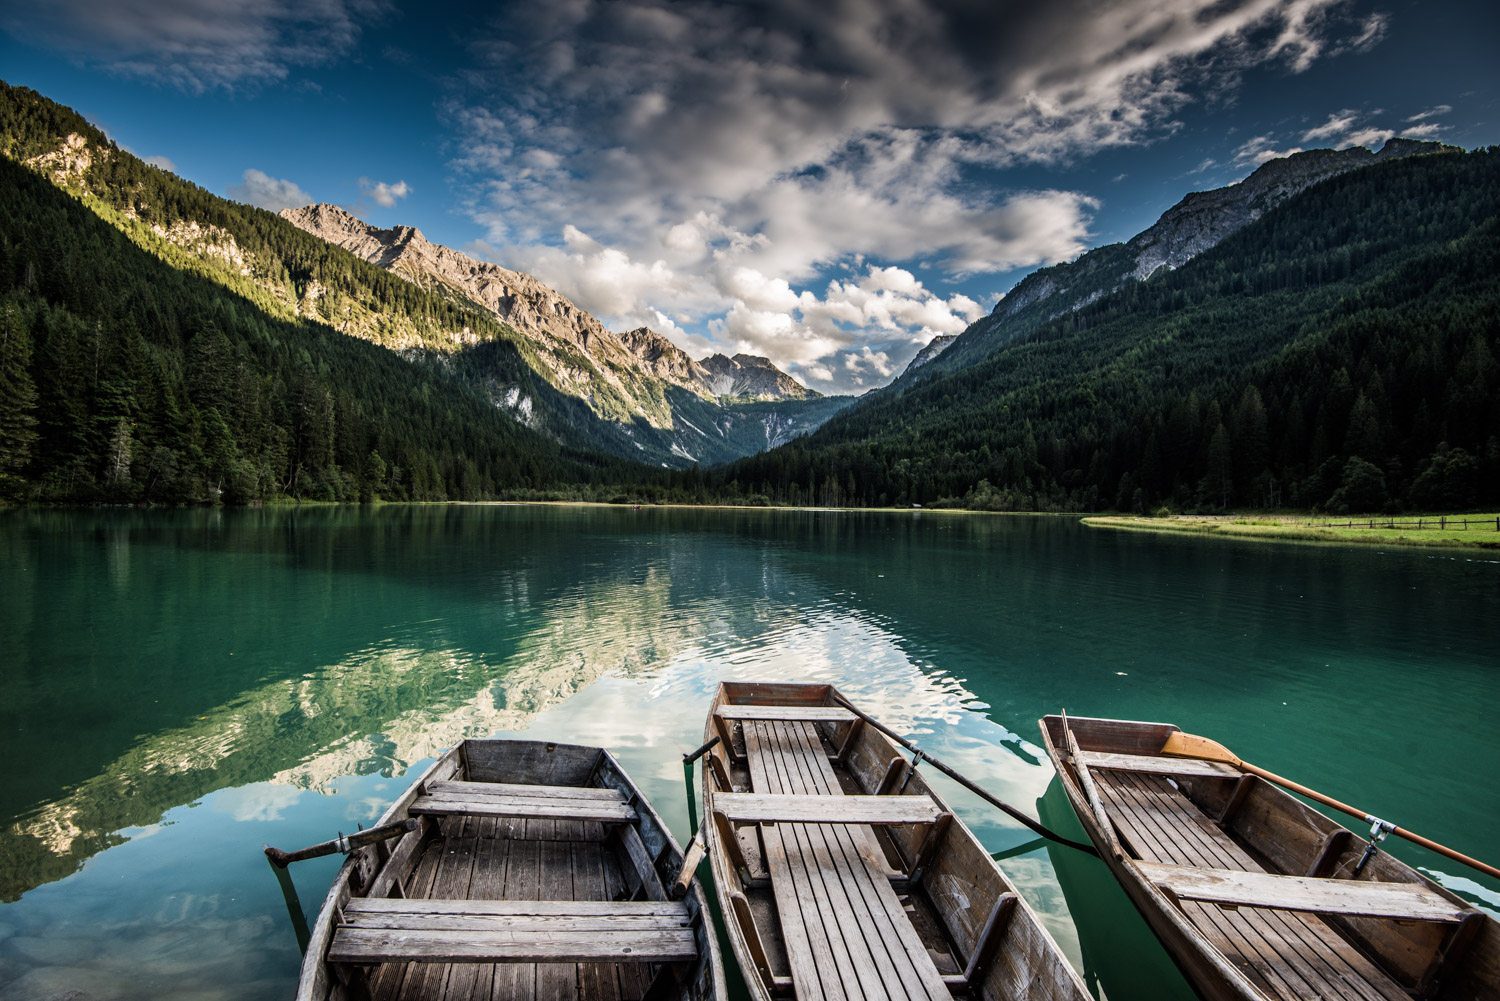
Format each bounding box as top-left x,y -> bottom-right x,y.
1082,513 -> 1500,552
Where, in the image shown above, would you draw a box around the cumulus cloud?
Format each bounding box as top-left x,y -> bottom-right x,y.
230,168 -> 312,211
446,0 -> 1375,390
142,155 -> 176,172
360,177 -> 410,207
1,0 -> 389,92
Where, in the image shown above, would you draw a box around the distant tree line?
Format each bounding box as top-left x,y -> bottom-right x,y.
0,153 -> 645,503
694,150 -> 1500,513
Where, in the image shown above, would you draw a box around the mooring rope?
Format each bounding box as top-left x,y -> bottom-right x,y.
830,695 -> 1101,857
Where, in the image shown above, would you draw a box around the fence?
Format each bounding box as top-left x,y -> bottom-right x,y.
1295,515 -> 1500,531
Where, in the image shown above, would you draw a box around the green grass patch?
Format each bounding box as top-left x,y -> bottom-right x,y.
1082,513 -> 1500,550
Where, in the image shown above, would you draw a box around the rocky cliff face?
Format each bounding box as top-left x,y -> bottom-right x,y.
918,139 -> 1459,381
1124,141 -> 1445,281
699,353 -> 819,401
617,326 -> 711,387
901,334 -> 957,375
281,204 -> 826,455
283,204 -> 620,359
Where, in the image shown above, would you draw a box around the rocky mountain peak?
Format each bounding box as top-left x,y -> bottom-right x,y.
619,327 -> 711,385
901,334 -> 957,375
700,353 -> 819,402
1126,138 -> 1454,282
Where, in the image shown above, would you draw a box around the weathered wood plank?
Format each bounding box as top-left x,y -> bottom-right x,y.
773,718 -> 943,1001
1080,750 -> 1239,779
427,780 -> 623,802
495,830 -> 539,1001
1118,770 -> 1409,1001
344,907 -> 694,933
1101,769 -> 1408,1001
744,721 -> 843,1001
716,705 -> 856,723
714,792 -> 941,826
328,927 -> 700,964
351,898 -> 689,917
462,741 -> 601,787
410,795 -> 636,824
777,721 -> 917,1001
762,721 -> 889,1001
599,832 -> 652,1000
535,839 -> 576,1001
571,842 -> 623,1001
1137,862 -> 1469,923
740,718 -> 951,1001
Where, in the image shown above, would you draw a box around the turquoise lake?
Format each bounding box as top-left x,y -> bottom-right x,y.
1,505 -> 1496,999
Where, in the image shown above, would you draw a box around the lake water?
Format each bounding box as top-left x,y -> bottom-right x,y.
1,505 -> 1497,1000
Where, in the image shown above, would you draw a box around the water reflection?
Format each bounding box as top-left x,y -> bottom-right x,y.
0,505 -> 1496,1000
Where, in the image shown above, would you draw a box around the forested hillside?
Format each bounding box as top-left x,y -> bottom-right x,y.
0,83 -> 848,471
705,150 -> 1500,512
0,154 -> 637,503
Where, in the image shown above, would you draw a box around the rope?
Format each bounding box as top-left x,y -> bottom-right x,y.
832,695 -> 1100,858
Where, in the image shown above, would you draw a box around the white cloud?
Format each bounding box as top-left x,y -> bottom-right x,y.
230,168 -> 313,211
1302,110 -> 1361,143
1,0 -> 391,92
445,0 -> 1375,391
1346,12 -> 1389,53
1408,105 -> 1453,123
360,177 -> 410,207
1233,135 -> 1304,167
142,155 -> 176,172
1299,109 -> 1446,151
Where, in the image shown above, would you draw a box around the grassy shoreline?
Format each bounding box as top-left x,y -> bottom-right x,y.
1082,513 -> 1500,551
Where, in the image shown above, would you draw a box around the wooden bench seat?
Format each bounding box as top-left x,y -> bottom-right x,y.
329,898 -> 697,964
735,718 -> 951,1001
1138,862 -> 1470,923
715,704 -> 857,723
410,781 -> 636,824
1095,768 -> 1412,1001
426,780 -> 625,801
1079,750 -> 1240,779
714,791 -> 943,826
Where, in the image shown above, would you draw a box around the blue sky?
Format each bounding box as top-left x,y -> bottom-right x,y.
3,0 -> 1497,393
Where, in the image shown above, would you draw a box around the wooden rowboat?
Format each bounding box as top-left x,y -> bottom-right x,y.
702,681 -> 1090,1000
1039,715 -> 1500,1001
295,739 -> 724,1001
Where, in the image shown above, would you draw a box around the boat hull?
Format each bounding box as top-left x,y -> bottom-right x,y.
702,681 -> 1089,1001
1038,715 -> 1500,1001
293,738 -> 724,1001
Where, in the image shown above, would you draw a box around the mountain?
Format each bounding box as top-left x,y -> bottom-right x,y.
915,139 -> 1460,382
280,204 -> 830,438
0,83 -> 842,482
0,144 -> 634,504
699,352 -> 818,401
708,148 -> 1500,513
901,334 -> 958,376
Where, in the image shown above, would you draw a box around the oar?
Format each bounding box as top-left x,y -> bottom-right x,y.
830,695 -> 1100,857
1161,731 -> 1500,880
264,818 -> 419,868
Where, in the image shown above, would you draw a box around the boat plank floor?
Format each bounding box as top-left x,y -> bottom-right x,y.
740,718 -> 949,1001
361,815 -> 659,1001
1094,769 -> 1409,1001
